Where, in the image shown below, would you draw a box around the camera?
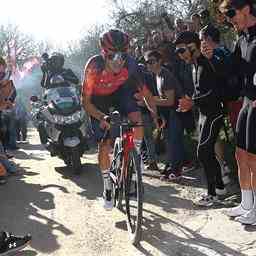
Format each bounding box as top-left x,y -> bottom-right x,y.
41,53 -> 51,72
41,52 -> 64,73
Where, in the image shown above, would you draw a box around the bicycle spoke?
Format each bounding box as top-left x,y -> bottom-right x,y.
124,150 -> 143,245
111,138 -> 124,210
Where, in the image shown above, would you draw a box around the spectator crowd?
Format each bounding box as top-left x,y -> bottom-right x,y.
129,7 -> 236,192
0,57 -> 29,184
123,0 -> 256,224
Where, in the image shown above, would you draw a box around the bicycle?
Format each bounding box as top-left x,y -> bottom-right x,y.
103,111 -> 144,245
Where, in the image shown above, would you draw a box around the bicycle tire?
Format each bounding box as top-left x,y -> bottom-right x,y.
124,149 -> 143,245
111,138 -> 123,210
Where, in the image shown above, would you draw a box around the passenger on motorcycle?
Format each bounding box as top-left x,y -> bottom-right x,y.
41,52 -> 79,89
82,29 -> 159,210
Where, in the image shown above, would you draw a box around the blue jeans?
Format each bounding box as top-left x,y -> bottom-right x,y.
8,116 -> 17,148
164,110 -> 185,170
2,112 -> 17,149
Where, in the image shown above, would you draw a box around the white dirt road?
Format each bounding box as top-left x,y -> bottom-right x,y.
0,128 -> 255,256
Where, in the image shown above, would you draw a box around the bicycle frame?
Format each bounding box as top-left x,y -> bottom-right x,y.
110,127 -> 136,186
121,129 -> 135,182
108,115 -> 144,245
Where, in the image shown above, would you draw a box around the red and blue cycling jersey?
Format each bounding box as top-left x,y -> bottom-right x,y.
82,55 -> 147,96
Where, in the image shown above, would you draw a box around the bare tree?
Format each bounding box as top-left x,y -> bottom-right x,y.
107,0 -> 201,43
0,24 -> 43,75
66,25 -> 105,77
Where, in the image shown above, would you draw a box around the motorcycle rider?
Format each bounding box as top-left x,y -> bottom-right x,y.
41,52 -> 79,89
39,52 -> 79,146
82,29 -> 159,210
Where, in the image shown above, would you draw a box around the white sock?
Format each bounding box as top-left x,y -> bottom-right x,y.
134,139 -> 142,155
102,170 -> 111,191
140,159 -> 145,174
241,189 -> 253,210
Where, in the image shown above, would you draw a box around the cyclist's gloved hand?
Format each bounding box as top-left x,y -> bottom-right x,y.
100,115 -> 111,130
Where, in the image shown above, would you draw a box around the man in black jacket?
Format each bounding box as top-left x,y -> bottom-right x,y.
176,31 -> 226,206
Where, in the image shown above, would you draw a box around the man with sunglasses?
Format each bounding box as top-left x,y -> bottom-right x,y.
211,0 -> 256,225
176,31 -> 226,206
144,50 -> 186,181
82,29 -> 158,210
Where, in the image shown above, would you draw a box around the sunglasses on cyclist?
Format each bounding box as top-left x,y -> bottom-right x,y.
175,47 -> 187,55
106,52 -> 127,61
224,8 -> 237,18
145,59 -> 158,65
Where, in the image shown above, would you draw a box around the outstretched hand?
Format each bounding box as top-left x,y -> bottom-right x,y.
178,95 -> 193,112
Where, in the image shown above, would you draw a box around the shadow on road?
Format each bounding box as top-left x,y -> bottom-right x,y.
18,143 -> 45,151
143,168 -> 207,190
143,182 -> 193,214
55,162 -> 102,200
136,209 -> 247,256
10,149 -> 45,161
0,173 -> 72,255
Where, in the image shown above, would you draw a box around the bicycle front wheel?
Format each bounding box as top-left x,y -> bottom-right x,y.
112,138 -> 123,210
124,149 -> 143,245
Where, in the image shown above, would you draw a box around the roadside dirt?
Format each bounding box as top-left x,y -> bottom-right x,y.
0,128 -> 255,256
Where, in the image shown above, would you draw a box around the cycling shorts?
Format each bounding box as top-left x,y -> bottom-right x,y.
90,82 -> 140,142
236,97 -> 256,154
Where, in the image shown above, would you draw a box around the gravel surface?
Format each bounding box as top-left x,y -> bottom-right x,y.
0,128 -> 255,256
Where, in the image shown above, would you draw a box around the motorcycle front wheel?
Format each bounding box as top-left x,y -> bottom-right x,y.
70,149 -> 82,174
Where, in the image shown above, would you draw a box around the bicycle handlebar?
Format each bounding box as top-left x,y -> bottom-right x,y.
101,121 -> 144,142
100,111 -> 163,142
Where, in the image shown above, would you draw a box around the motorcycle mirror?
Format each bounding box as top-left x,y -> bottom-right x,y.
30,95 -> 39,102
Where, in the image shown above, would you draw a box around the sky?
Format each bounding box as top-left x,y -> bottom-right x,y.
0,0 -> 112,47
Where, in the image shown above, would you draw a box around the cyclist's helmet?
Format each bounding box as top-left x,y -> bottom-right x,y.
99,29 -> 130,55
50,52 -> 65,70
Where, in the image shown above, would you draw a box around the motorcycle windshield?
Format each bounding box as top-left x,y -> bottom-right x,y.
45,87 -> 80,111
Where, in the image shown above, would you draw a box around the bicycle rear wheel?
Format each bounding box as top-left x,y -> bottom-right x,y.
124,149 -> 143,245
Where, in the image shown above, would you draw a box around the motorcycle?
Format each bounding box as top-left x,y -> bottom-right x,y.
30,75 -> 88,174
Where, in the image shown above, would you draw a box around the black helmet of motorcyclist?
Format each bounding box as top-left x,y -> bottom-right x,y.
99,29 -> 130,56
50,52 -> 65,72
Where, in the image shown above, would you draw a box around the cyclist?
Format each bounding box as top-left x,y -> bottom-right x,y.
82,29 -> 159,210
